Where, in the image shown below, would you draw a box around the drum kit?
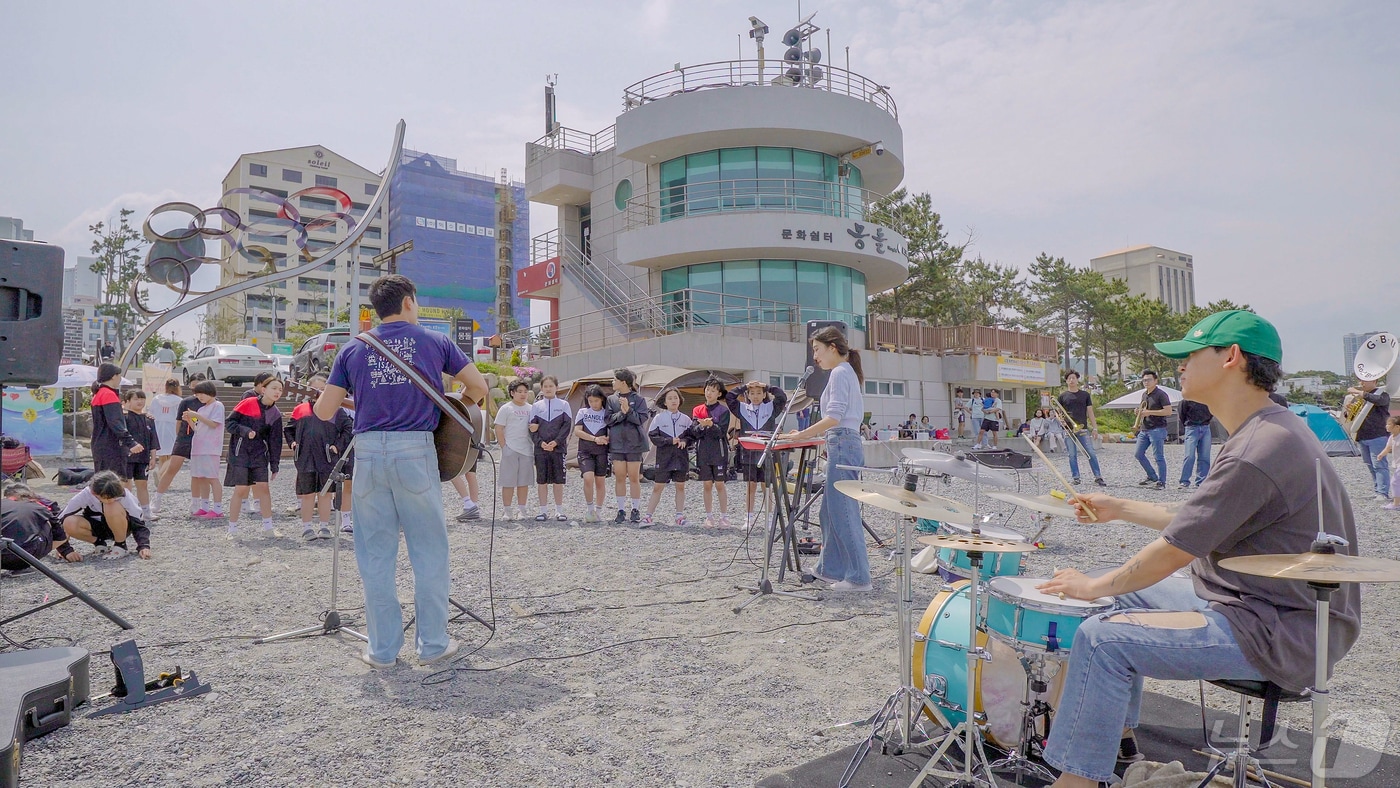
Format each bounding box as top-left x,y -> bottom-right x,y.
828,457 -> 1400,788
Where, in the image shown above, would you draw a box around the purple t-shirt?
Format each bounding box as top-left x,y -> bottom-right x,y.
327,322 -> 471,434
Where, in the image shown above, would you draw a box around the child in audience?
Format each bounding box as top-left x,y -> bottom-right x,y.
606,368 -> 649,524
691,377 -> 732,528
494,381 -> 535,521
573,385 -> 611,523
225,378 -> 284,537
152,375 -> 204,519
240,371 -> 278,517
186,380 -> 225,518
121,389 -> 158,520
642,387 -> 693,527
529,376 -> 572,522
1378,415 -> 1400,510
58,470 -> 151,559
727,379 -> 787,530
151,378 -> 182,480
286,373 -> 353,540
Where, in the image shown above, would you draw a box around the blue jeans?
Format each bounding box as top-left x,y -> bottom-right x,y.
1179,424 -> 1213,486
351,431 -> 451,663
1043,576 -> 1263,783
1359,435 -> 1391,496
1065,430 -> 1102,480
816,428 -> 870,585
1134,426 -> 1167,483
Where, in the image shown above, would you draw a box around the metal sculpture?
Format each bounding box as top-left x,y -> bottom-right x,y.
118,120 -> 407,369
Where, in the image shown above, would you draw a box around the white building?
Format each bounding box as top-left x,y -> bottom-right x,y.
518,26 -> 1058,428
0,216 -> 35,241
216,145 -> 388,348
1283,376 -> 1326,396
1342,332 -> 1381,375
1090,244 -> 1196,315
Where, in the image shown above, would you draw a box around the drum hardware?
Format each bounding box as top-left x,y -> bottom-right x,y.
831,473 -> 959,788
1020,435 -> 1098,522
986,651 -> 1059,784
837,481 -> 980,525
903,448 -> 1016,516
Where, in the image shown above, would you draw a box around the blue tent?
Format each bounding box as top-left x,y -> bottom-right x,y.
1289,404 -> 1358,457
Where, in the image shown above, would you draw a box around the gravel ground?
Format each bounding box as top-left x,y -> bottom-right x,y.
4,439 -> 1399,787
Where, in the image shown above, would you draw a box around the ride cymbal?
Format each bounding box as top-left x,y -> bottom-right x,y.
900,450 -> 1018,488
986,491 -> 1078,518
915,534 -> 1039,553
833,481 -> 978,524
1219,552 -> 1400,584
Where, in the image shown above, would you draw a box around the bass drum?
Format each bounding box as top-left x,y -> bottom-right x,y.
912,581 -> 1060,748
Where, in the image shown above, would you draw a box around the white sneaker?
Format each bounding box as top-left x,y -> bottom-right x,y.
418,638 -> 460,667
830,580 -> 873,592
103,545 -> 130,561
1375,494 -> 1390,502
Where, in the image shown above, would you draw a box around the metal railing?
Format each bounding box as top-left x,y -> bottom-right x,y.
624,178 -> 886,229
501,288 -> 803,358
622,60 -> 897,119
529,229 -> 662,336
528,125 -> 617,162
867,318 -> 1060,361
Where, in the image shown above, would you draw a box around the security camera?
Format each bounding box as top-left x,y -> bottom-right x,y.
874,142 -> 885,156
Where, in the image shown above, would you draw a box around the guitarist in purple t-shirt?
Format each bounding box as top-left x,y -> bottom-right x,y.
316,275 -> 488,670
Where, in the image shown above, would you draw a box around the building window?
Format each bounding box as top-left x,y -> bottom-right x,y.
315,175 -> 338,188
614,179 -> 633,211
364,227 -> 381,240
365,183 -> 378,196
249,163 -> 267,177
247,233 -> 287,246
892,381 -> 905,396
659,260 -> 866,331
658,147 -> 862,222
300,195 -> 337,212
282,169 -> 302,183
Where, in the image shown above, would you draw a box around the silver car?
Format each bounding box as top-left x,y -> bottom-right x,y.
179,344 -> 277,386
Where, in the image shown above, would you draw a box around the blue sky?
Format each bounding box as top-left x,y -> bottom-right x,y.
2,1 -> 1395,371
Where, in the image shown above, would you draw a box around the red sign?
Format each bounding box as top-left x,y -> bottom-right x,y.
517,257 -> 562,298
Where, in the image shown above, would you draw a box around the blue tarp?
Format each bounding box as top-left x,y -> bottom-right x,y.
1289,404 -> 1358,456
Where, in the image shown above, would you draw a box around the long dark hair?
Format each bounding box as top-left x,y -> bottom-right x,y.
810,326 -> 863,384
93,362 -> 123,394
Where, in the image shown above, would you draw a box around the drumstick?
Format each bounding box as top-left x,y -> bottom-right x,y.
1022,435 -> 1098,522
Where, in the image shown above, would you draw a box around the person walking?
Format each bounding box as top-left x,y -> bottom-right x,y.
1133,371 -> 1173,489
1177,398 -> 1214,488
316,275 -> 489,669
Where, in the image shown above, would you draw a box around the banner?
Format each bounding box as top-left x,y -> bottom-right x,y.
143,364 -> 173,397
995,356 -> 1048,385
3,386 -> 63,455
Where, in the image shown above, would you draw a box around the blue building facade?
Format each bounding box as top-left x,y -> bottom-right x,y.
388,150 -> 529,338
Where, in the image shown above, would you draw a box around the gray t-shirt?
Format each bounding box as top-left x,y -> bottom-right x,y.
1161,404 -> 1361,692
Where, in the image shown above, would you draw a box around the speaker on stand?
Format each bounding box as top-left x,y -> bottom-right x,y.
0,239 -> 64,386
803,319 -> 848,400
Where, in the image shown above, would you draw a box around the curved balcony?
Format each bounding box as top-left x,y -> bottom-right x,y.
614,61 -> 904,194
624,178 -> 886,228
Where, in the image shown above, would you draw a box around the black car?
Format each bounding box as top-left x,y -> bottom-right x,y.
289,330 -> 351,380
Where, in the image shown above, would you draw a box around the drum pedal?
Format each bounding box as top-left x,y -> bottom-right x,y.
88,640 -> 212,718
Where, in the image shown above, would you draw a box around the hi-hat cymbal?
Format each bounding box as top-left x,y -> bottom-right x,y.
833,481 -> 977,524
986,491 -> 1078,518
900,450 -> 1017,488
1219,552 -> 1400,583
915,534 -> 1039,553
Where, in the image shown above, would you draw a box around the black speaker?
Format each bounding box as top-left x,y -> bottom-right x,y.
804,319 -> 848,399
0,240 -> 64,386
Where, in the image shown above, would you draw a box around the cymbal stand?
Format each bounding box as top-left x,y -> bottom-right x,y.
834,477 -> 955,788
988,651 -> 1058,784
1308,459 -> 1344,788
909,548 -> 1000,787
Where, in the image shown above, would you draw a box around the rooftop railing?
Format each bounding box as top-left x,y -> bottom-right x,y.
622,59 -> 897,120
867,317 -> 1060,361
527,125 -> 617,162
624,178 -> 887,229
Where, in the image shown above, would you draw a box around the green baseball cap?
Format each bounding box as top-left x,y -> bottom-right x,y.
1153,310 -> 1283,363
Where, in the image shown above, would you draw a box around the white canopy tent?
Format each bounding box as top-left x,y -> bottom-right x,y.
1100,385 -> 1183,409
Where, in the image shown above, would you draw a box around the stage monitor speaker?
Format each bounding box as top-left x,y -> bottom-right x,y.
804,319 -> 848,400
0,240 -> 64,386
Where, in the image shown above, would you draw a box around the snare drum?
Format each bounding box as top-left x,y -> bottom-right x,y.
914,582 -> 1060,747
984,576 -> 1114,654
935,521 -> 1028,582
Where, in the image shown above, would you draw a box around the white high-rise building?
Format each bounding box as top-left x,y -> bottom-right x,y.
215,145 -> 387,348
0,216 -> 34,241
1090,244 -> 1196,315
1343,331 -> 1382,375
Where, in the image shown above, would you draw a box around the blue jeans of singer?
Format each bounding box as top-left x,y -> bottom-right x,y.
1042,575 -> 1263,783
351,431 -> 451,663
1358,435 -> 1391,496
816,428 -> 870,585
1135,426 -> 1168,483
1179,424 -> 1213,486
1065,430 -> 1102,480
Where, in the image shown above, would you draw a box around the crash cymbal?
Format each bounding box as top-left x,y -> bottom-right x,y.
833,481 -> 978,524
900,450 -> 1017,488
1219,552 -> 1400,583
986,491 -> 1078,518
915,534 -> 1039,553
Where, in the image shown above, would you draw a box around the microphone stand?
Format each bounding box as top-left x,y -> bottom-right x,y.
733,368 -> 819,613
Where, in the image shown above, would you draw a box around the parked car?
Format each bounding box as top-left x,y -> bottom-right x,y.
271,354 -> 293,377
290,330 -> 351,380
179,344 -> 276,386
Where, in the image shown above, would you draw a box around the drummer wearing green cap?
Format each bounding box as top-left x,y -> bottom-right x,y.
1036,310 -> 1361,788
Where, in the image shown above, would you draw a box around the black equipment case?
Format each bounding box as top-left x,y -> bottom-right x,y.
966,447 -> 1032,470
0,647 -> 90,788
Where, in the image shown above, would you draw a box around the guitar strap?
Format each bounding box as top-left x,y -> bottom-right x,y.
356,330 -> 482,448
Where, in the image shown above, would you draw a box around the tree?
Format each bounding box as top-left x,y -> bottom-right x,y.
197,308 -> 242,345
1025,253 -> 1079,371
948,255 -> 1027,327
285,321 -> 327,353
88,208 -> 147,348
865,190 -> 970,324
1075,271 -> 1129,380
